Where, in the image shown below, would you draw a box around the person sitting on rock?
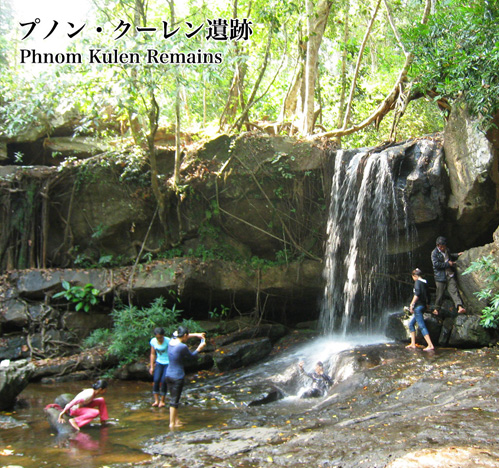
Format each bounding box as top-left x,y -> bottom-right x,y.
431,236 -> 466,315
57,380 -> 109,431
298,361 -> 333,398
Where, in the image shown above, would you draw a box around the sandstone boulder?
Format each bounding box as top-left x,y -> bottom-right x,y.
444,103 -> 499,245
0,359 -> 34,410
213,337 -> 272,372
447,315 -> 495,348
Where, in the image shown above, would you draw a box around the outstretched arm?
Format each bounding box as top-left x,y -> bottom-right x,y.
298,362 -> 314,380
189,332 -> 206,340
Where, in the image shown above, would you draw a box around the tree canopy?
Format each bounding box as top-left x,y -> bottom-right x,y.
0,0 -> 497,148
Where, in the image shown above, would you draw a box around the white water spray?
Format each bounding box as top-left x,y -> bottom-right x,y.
320,148 -> 414,335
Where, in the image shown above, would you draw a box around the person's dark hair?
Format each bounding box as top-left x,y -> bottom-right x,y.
153,327 -> 165,336
316,361 -> 324,367
175,326 -> 189,338
92,379 -> 108,390
436,236 -> 447,246
412,268 -> 423,277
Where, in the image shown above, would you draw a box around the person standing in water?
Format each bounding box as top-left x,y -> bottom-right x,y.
406,268 -> 435,351
165,326 -> 206,428
57,380 -> 109,431
150,326 -> 206,408
149,327 -> 169,407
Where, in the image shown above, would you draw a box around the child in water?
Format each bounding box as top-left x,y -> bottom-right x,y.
298,361 -> 333,398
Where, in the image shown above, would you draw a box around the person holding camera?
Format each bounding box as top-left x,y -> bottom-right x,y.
165,326 -> 206,428
431,236 -> 466,315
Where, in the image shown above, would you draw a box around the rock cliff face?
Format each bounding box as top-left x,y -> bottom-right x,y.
444,104 -> 499,246
1,104 -> 499,364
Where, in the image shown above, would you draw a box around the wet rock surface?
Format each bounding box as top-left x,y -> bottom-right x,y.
0,359 -> 34,410
141,343 -> 499,468
385,309 -> 497,348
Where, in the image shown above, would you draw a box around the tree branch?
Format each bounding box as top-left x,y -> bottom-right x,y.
314,0 -> 432,139
342,0 -> 382,130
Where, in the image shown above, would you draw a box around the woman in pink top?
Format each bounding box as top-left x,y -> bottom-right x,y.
58,380 -> 109,431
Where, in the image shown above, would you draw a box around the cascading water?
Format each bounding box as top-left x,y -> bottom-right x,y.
320,147 -> 414,335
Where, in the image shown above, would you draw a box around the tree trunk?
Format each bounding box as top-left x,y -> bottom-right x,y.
336,1 -> 350,132
300,0 -> 332,135
232,24 -> 274,131
219,0 -> 250,129
280,23 -> 306,121
341,0 -> 382,130
314,0 -> 433,139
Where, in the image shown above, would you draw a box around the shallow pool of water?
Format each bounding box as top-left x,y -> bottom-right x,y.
0,335 -> 390,467
0,380 -> 233,468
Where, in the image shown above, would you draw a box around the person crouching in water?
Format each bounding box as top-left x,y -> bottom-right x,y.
58,380 -> 109,431
298,361 -> 333,398
406,268 -> 435,351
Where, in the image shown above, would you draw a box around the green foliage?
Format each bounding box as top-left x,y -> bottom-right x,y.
53,281 -> 101,313
209,304 -> 231,321
82,328 -> 112,348
2,0 -> 489,160
87,297 -> 203,366
463,255 -> 499,328
157,247 -> 184,260
271,152 -> 295,179
404,0 -> 499,129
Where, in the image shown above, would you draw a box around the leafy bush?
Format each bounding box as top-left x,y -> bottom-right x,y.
404,0 -> 499,129
82,328 -> 112,348
463,255 -> 499,328
53,281 -> 100,313
86,297 -> 203,365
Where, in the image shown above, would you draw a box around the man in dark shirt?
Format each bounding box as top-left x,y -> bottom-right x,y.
298,361 -> 333,398
431,236 -> 466,315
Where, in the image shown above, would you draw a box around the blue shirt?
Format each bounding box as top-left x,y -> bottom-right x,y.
165,341 -> 198,379
150,337 -> 170,365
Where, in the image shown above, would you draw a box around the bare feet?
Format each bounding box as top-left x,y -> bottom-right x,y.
158,402 -> 166,408
458,306 -> 466,314
405,344 -> 417,349
69,418 -> 80,431
174,420 -> 183,427
423,346 -> 435,352
152,401 -> 159,407
432,309 -> 439,316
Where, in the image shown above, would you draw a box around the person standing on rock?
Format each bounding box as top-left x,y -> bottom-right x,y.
431,236 -> 466,315
57,380 -> 109,431
406,268 -> 435,351
165,326 -> 206,428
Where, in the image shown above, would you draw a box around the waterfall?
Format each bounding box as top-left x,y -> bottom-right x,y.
320,148 -> 413,335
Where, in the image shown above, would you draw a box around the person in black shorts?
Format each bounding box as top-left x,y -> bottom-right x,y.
165,326 -> 206,428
